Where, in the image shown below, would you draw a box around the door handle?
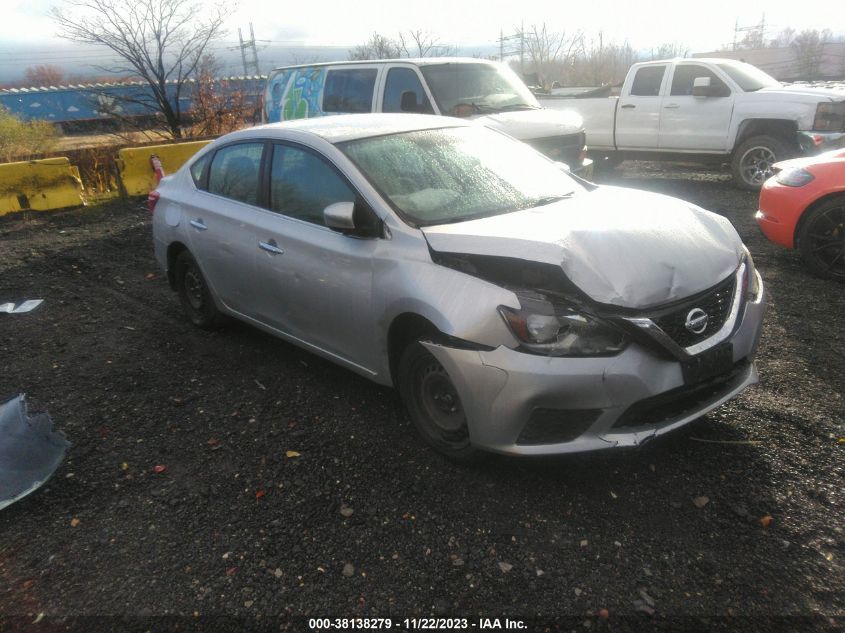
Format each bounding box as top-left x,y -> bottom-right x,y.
259,240 -> 284,255
620,104 -> 636,109
190,219 -> 207,231
664,103 -> 680,109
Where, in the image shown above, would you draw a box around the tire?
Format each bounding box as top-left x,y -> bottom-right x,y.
398,341 -> 480,463
796,196 -> 845,282
593,153 -> 623,174
174,250 -> 226,328
731,135 -> 792,190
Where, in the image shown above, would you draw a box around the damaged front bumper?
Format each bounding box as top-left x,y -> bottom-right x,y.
423,278 -> 766,456
797,130 -> 845,154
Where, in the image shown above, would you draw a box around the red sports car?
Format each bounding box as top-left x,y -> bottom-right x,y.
757,148 -> 845,281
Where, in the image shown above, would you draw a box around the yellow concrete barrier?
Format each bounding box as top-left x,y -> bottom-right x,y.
0,157 -> 84,216
117,141 -> 211,196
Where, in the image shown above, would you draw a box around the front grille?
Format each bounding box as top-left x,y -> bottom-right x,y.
526,132 -> 586,168
651,275 -> 736,348
612,360 -> 749,430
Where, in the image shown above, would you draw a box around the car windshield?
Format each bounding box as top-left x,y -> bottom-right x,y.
339,126 -> 580,227
716,62 -> 781,92
419,63 -> 540,116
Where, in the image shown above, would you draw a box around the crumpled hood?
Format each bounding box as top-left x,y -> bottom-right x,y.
760,85 -> 845,100
474,108 -> 584,141
422,186 -> 744,308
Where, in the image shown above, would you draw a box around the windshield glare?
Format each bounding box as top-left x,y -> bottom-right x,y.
340,126 -> 580,227
716,62 -> 781,91
420,63 -> 540,116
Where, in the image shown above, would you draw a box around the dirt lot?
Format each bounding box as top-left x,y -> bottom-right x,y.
0,163 -> 843,632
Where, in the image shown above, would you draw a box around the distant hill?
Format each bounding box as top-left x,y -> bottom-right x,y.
0,42 -> 499,84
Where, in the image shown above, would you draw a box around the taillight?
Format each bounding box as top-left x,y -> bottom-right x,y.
147,190 -> 161,215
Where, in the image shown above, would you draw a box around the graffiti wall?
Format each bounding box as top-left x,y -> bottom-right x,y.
264,67 -> 327,122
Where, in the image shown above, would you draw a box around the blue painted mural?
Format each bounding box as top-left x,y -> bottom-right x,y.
0,77 -> 265,126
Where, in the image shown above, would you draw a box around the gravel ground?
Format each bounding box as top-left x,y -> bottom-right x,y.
0,162 -> 843,632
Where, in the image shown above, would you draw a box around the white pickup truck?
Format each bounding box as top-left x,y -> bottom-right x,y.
538,58 -> 845,189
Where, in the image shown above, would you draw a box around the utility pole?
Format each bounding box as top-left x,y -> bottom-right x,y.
497,26 -> 523,64
237,23 -> 261,75
733,14 -> 767,50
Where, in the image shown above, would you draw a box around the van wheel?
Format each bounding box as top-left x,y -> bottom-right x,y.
731,135 -> 790,190
175,251 -> 226,328
398,341 -> 480,463
797,196 -> 845,282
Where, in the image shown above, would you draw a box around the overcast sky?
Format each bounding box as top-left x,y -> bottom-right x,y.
1,0 -> 843,56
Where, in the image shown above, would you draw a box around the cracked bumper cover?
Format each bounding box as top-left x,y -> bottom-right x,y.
422,281 -> 766,456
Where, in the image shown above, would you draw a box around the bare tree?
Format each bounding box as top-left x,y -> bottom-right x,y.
51,0 -> 231,138
186,54 -> 254,137
737,28 -> 765,50
575,32 -> 637,86
792,29 -> 832,79
770,27 -> 796,48
520,23 -> 584,89
24,65 -> 65,87
348,32 -> 402,60
650,41 -> 690,60
397,30 -> 455,58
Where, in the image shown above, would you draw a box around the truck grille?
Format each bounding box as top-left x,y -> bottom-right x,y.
651,275 -> 736,348
526,132 -> 586,169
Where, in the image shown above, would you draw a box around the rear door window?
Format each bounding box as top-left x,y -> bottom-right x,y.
323,68 -> 378,113
206,142 -> 264,205
382,67 -> 433,113
190,152 -> 211,187
269,144 -> 356,225
629,66 -> 667,97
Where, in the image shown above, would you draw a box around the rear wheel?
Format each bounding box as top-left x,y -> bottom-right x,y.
175,251 -> 226,328
797,196 -> 845,282
398,341 -> 480,462
731,135 -> 791,190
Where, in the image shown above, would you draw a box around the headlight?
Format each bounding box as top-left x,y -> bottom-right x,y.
775,166 -> 815,187
813,102 -> 845,131
499,297 -> 627,357
743,247 -> 761,300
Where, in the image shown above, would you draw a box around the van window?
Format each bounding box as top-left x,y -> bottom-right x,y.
629,66 -> 666,97
383,68 -> 433,113
207,143 -> 264,205
670,65 -> 730,97
323,68 -> 378,113
269,144 -> 355,225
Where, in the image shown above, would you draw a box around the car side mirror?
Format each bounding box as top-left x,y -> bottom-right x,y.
324,201 -> 356,230
692,76 -> 712,97
324,200 -> 383,238
555,161 -> 571,173
400,91 -> 419,113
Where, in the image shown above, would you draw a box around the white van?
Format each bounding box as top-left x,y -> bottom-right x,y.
262,58 -> 592,176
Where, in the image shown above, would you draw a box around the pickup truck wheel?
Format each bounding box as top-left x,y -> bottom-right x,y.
398,341 -> 480,463
731,135 -> 790,190
175,251 -> 226,329
797,196 -> 845,282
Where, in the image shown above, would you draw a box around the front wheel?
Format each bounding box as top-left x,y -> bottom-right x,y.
398,341 -> 480,462
797,196 -> 845,282
731,135 -> 791,190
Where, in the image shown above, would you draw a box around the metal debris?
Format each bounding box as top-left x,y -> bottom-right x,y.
0,299 -> 44,314
0,394 -> 70,511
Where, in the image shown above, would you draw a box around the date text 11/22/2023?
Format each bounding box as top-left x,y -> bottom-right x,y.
308,618 -> 527,630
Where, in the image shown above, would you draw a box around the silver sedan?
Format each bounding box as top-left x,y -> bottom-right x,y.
151,114 -> 766,461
